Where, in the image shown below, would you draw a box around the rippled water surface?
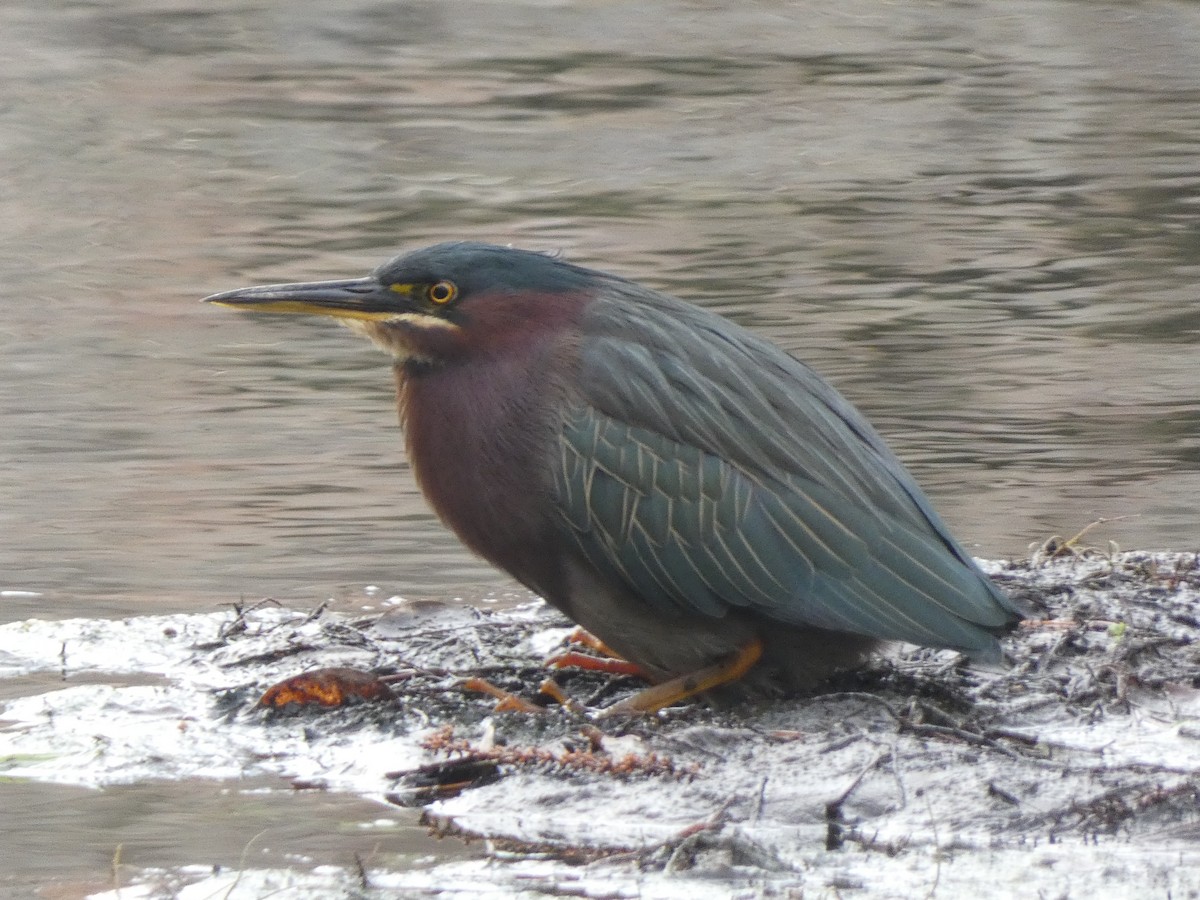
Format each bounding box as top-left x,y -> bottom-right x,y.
3,0 -> 1200,891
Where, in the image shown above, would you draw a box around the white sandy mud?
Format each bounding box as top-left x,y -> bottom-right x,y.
2,551 -> 1198,898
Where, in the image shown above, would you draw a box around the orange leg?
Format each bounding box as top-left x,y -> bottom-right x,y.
546,628 -> 653,678
547,650 -> 649,677
536,678 -> 586,715
462,676 -> 591,715
460,677 -> 544,714
564,627 -> 620,656
600,637 -> 764,717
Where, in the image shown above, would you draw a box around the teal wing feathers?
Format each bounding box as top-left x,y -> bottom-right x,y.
551,285 -> 1021,652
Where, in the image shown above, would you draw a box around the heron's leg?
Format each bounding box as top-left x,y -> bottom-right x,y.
463,625 -> 647,713
460,676 -> 544,713
564,627 -> 621,656
546,627 -> 651,678
600,637 -> 764,717
547,650 -> 648,677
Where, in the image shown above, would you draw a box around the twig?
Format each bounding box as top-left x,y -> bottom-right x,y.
922,791 -> 942,899
222,828 -> 270,900
754,776 -> 769,822
111,843 -> 123,899
826,752 -> 892,851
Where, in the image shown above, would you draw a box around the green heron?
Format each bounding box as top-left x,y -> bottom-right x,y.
206,242 -> 1022,712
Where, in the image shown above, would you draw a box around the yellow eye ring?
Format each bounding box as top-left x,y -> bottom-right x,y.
428,281 -> 458,305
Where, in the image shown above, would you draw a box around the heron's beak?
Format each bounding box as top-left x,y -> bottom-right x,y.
203,277 -> 411,322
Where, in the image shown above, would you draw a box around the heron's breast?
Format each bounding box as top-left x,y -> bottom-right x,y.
396,343 -> 578,589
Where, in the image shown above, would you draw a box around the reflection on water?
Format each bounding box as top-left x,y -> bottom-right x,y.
4,0 -> 1200,889
4,1 -> 1200,617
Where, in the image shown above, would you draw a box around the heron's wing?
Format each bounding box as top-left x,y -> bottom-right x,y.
551,287 -> 1020,651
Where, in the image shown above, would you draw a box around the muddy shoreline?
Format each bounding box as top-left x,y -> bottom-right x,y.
3,551 -> 1198,897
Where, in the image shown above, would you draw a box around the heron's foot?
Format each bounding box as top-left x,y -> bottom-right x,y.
547,649 -> 649,677
599,637 -> 764,718
460,676 -> 544,714
564,627 -> 621,656
535,678 -> 587,715
546,627 -> 652,678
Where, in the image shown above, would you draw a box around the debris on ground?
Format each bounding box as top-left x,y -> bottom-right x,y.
2,551 -> 1198,898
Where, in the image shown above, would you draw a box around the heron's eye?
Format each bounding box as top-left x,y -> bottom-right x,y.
428,281 -> 458,305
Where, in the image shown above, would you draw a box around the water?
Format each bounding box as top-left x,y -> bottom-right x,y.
2,0 -> 1200,891
0,778 -> 471,895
